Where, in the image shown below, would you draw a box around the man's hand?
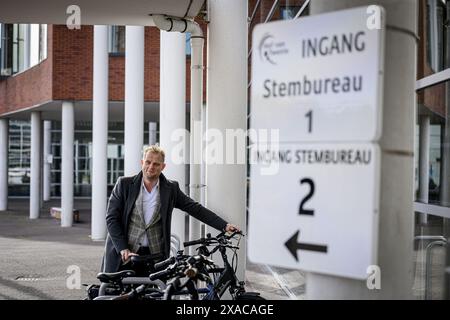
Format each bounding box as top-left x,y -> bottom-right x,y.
225,223 -> 241,233
120,249 -> 138,263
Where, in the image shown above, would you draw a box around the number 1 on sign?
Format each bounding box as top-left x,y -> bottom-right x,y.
305,110 -> 312,133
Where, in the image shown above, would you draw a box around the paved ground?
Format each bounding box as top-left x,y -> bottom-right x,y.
0,199 -> 305,300
3,199 -> 445,300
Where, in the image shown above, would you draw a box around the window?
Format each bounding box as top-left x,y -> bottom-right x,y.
414,82 -> 450,300
12,24 -> 27,73
424,0 -> 449,75
280,6 -> 302,20
39,24 -> 47,61
8,120 -> 31,196
0,24 -> 2,72
109,25 -> 125,54
416,81 -> 450,207
1,24 -> 13,76
29,24 -> 39,67
0,23 -> 47,76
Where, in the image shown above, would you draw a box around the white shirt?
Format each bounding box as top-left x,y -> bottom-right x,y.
140,179 -> 160,247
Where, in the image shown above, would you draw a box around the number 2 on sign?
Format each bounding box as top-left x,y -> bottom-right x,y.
305,110 -> 313,133
299,178 -> 315,215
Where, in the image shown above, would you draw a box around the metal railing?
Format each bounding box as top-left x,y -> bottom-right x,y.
170,234 -> 181,256
415,235 -> 448,300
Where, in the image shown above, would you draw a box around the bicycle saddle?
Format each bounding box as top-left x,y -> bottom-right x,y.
96,270 -> 135,283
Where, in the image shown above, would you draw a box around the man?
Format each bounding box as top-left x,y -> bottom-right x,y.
102,145 -> 240,273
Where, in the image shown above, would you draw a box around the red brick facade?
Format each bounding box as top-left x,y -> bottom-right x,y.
0,22 -> 208,116
52,25 -> 93,101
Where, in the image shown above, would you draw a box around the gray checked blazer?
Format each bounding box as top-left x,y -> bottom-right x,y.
101,172 -> 229,273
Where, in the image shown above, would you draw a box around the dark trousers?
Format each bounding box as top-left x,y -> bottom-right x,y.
120,247 -> 164,277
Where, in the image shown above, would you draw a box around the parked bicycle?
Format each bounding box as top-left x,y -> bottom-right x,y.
85,231 -> 265,300
85,235 -> 180,300
182,230 -> 265,300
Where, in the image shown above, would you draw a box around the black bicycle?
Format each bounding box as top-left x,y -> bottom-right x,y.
182,231 -> 265,300
86,255 -> 171,300
86,231 -> 265,300
95,252 -> 214,300
148,253 -> 216,300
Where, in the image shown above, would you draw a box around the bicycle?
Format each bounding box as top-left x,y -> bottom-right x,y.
182,231 -> 265,300
86,232 -> 265,300
97,253 -> 213,300
87,256 -> 171,300
85,235 -> 181,300
148,253 -> 216,300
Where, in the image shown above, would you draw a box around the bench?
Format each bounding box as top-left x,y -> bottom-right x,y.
50,207 -> 80,222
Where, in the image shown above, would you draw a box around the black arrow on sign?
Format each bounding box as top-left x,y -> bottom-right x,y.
285,230 -> 328,262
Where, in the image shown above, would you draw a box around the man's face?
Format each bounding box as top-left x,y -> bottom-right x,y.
141,152 -> 166,181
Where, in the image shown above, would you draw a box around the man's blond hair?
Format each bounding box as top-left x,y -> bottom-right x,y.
142,144 -> 165,162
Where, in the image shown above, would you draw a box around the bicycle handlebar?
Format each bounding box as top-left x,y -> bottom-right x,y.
154,256 -> 175,271
149,268 -> 175,281
183,238 -> 206,247
111,284 -> 146,300
183,231 -> 244,248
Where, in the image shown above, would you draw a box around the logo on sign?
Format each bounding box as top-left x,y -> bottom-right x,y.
258,33 -> 288,65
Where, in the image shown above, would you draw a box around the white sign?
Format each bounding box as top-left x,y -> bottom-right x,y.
248,143 -> 380,279
250,6 -> 385,142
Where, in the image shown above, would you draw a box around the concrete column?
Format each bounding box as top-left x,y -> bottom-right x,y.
306,0 -> 416,299
419,115 -> 430,224
160,31 -> 187,243
39,120 -> 44,209
124,26 -> 144,176
43,121 -> 51,201
149,122 -> 157,145
0,119 -> 8,211
206,0 -> 248,281
61,101 -> 74,227
30,111 -> 41,219
91,25 -> 108,240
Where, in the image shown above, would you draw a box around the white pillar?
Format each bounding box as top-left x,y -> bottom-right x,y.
149,122 -> 157,145
306,0 -> 416,299
30,111 -> 41,219
188,27 -> 205,249
39,120 -> 44,209
160,31 -> 187,243
43,120 -> 51,201
0,119 -> 8,211
206,0 -> 248,281
201,103 -> 207,220
124,26 -> 144,176
91,25 -> 109,240
61,101 -> 74,227
419,115 -> 430,224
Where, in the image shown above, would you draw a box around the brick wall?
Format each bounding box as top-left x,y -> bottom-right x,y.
0,21 -> 210,117
52,25 -> 93,100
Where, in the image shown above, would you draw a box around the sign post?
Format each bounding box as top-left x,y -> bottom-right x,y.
248,6 -> 385,280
